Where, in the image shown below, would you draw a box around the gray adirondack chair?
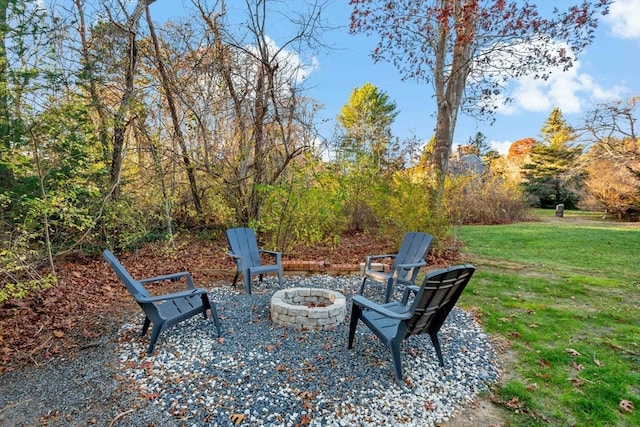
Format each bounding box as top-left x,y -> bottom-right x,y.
225,227 -> 284,295
348,264 -> 476,384
103,250 -> 221,355
360,231 -> 433,303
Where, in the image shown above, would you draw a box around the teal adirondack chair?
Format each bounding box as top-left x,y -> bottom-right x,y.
360,231 -> 433,303
103,250 -> 221,355
225,227 -> 284,295
348,264 -> 476,384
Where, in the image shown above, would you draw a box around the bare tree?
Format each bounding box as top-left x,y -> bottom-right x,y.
349,0 -> 612,177
581,95 -> 640,219
108,0 -> 156,200
195,0 -> 327,225
145,4 -> 203,220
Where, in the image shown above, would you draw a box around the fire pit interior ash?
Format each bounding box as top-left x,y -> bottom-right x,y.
270,288 -> 346,331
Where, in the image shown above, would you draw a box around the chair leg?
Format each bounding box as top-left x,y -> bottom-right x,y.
277,270 -> 284,287
232,271 -> 239,287
200,294 -> 210,319
244,275 -> 252,295
141,317 -> 151,336
429,330 -> 445,367
384,278 -> 395,303
147,322 -> 166,355
210,302 -> 222,337
359,276 -> 368,295
389,339 -> 404,384
347,304 -> 361,349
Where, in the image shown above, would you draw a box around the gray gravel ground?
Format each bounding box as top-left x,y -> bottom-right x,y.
0,336 -> 176,427
0,274 -> 500,427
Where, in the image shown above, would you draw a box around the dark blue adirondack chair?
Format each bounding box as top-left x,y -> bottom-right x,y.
225,227 -> 284,295
348,264 -> 476,384
103,250 -> 221,355
360,231 -> 433,303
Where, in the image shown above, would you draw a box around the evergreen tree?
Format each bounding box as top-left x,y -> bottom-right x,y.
467,132 -> 491,156
337,82 -> 399,172
335,83 -> 399,231
522,108 -> 583,209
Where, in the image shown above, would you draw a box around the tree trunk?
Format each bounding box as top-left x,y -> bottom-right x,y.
74,0 -> 110,162
110,0 -> 156,201
430,0 -> 478,178
0,0 -> 12,189
146,5 -> 203,221
29,128 -> 56,279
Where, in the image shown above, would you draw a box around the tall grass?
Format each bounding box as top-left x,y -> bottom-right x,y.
457,210 -> 640,426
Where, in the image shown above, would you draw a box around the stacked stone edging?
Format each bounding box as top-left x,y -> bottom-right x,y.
281,261 -> 389,275
271,287 -> 346,330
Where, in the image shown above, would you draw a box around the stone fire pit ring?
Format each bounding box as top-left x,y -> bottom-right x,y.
271,288 -> 346,331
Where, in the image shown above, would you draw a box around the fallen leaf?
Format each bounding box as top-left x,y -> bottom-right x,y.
230,413 -> 245,425
568,377 -> 584,387
620,399 -> 634,413
506,397 -> 523,409
536,358 -> 551,368
299,413 -> 312,426
565,348 -> 580,357
572,362 -> 584,371
535,372 -> 552,380
526,383 -> 538,392
299,390 -> 313,399
140,361 -> 154,372
53,330 -> 65,338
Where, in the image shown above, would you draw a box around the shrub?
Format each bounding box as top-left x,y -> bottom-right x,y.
447,173 -> 532,225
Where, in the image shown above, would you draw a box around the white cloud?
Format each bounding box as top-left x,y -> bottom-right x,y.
245,35 -> 319,86
478,34 -> 629,118
497,61 -> 628,116
489,140 -> 512,155
605,0 -> 640,40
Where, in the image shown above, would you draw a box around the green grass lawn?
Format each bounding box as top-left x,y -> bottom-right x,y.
455,210 -> 640,426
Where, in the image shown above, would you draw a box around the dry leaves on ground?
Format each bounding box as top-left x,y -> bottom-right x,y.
1,233 -> 453,371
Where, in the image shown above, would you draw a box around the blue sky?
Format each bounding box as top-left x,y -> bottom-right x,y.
154,0 -> 640,155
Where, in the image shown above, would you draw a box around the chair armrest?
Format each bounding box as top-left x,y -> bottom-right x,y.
135,288 -> 207,304
395,260 -> 426,271
139,271 -> 196,289
366,254 -> 397,261
363,254 -> 397,270
351,295 -> 412,320
401,285 -> 420,305
259,250 -> 282,262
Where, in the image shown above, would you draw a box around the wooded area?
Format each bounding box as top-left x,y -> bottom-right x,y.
1,0 -> 638,303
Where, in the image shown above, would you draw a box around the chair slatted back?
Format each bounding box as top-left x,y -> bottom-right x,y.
226,227 -> 262,269
393,232 -> 433,281
405,265 -> 475,337
103,250 -> 151,300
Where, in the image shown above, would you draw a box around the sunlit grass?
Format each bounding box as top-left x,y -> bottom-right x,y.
454,212 -> 640,426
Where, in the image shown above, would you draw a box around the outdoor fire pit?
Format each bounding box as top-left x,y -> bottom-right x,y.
270,288 -> 346,331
